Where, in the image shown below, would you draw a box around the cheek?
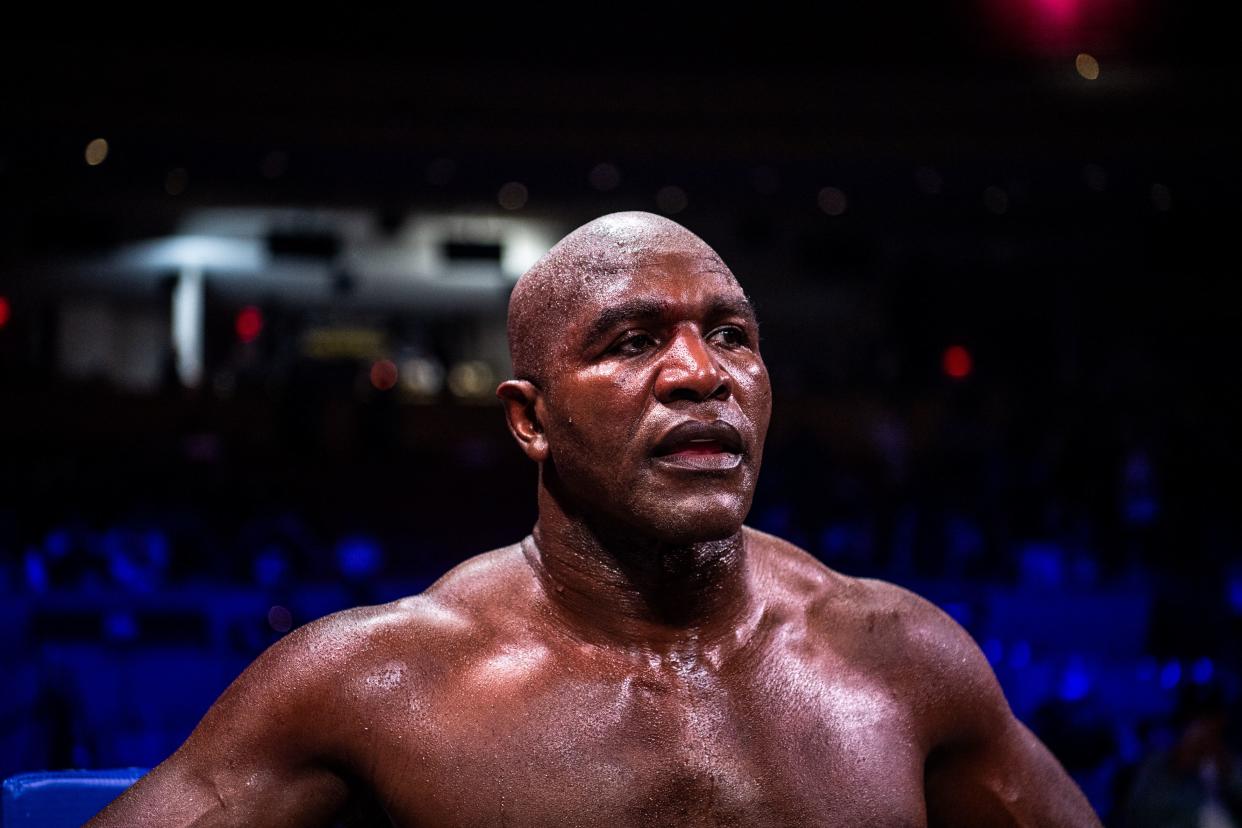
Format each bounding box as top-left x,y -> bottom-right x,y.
551,373 -> 647,448
735,360 -> 772,405
745,360 -> 770,391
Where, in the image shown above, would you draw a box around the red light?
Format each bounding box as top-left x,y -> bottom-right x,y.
370,359 -> 398,391
0,296 -> 9,329
235,306 -> 264,343
943,345 -> 973,380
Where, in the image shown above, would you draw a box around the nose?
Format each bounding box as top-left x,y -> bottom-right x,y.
654,326 -> 731,403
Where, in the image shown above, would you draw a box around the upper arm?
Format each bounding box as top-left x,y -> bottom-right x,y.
86,611 -> 380,828
924,709 -> 1102,827
864,581 -> 1102,827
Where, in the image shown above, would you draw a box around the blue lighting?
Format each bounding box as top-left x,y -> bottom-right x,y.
1018,542 -> 1064,588
23,547 -> 48,592
1118,725 -> 1142,763
145,529 -> 169,566
105,611 -> 139,642
982,637 -> 1004,665
100,527 -> 125,561
1010,640 -> 1032,669
755,504 -> 793,535
1191,657 -> 1214,685
44,528 -> 71,558
1228,575 -> 1242,615
946,516 -> 983,559
337,535 -> 382,579
821,525 -> 851,558
1136,656 -> 1157,682
1123,496 -> 1158,526
1059,657 -> 1091,702
943,601 -> 973,627
253,545 -> 289,587
1159,660 -> 1182,690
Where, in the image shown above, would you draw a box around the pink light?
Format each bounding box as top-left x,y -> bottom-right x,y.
976,0 -> 1145,57
1033,0 -> 1079,28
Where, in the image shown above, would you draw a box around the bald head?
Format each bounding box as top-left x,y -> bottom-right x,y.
507,212 -> 736,386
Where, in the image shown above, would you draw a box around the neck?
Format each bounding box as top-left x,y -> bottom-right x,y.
524,484 -> 760,659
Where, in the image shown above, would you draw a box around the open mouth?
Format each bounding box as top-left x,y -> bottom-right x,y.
665,438 -> 729,456
652,421 -> 744,470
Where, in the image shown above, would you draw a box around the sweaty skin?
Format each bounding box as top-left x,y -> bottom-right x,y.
88,212 -> 1101,827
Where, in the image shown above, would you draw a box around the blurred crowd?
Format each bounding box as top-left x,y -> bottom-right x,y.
2,373 -> 1239,824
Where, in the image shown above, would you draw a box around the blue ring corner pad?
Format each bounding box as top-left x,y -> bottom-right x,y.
2,769 -> 146,828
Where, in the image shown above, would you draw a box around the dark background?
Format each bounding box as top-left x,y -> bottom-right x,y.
1,8 -> 1239,823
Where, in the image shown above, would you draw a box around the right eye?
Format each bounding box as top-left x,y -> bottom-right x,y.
613,332 -> 657,357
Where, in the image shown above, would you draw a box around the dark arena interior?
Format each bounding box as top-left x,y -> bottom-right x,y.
1,10 -> 1239,825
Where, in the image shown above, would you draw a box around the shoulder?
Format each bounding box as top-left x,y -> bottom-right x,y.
745,526 -> 1006,738
212,544 -> 534,736
279,543 -> 534,688
745,529 -> 1101,823
849,578 -> 1002,704
745,525 -> 954,634
747,526 -> 988,664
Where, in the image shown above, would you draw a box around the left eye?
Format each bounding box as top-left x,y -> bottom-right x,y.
709,326 -> 748,347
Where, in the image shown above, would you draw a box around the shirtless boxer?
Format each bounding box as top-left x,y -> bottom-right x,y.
88,212 -> 1101,826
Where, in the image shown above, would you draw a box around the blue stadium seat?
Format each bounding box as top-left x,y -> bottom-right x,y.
2,769 -> 145,828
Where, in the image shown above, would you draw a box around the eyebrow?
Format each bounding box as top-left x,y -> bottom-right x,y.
580,294 -> 759,347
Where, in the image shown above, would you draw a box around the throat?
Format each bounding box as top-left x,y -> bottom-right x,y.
521,523 -> 758,655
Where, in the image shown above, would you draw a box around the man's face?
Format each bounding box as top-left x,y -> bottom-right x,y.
537,244 -> 771,544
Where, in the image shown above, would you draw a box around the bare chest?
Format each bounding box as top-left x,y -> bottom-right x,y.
364,658 -> 929,827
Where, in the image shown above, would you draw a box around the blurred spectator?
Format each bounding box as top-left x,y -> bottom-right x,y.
1122,684 -> 1242,828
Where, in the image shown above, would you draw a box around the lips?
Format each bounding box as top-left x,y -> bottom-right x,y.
653,420 -> 745,458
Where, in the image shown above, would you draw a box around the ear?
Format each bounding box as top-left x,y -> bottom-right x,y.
496,379 -> 549,463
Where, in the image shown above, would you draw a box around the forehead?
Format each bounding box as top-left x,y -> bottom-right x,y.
569,248 -> 746,324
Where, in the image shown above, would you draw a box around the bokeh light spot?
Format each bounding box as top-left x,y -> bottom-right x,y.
817,186 -> 848,216
447,360 -> 495,399
1075,53 -> 1100,80
267,605 -> 293,633
943,345 -> 973,380
370,359 -> 399,391
1059,657 -> 1091,701
1191,657 -> 1214,685
104,611 -> 139,642
235,306 -> 264,344
498,181 -> 528,210
84,138 -> 109,166
588,163 -> 621,192
656,185 -> 688,215
400,356 -> 444,397
336,536 -> 383,579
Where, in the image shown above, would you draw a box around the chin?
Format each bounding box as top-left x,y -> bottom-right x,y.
639,495 -> 750,545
